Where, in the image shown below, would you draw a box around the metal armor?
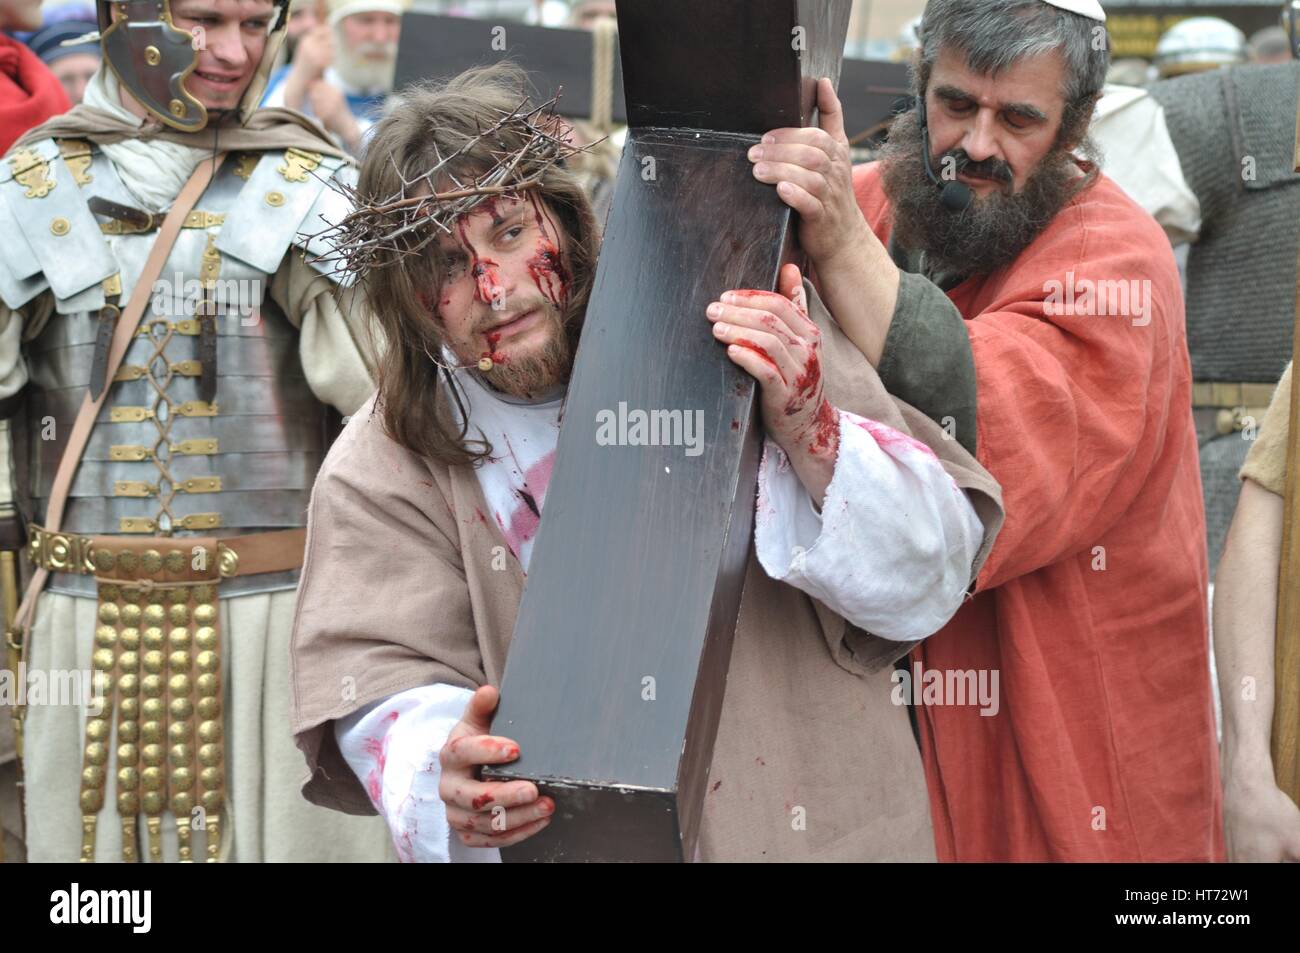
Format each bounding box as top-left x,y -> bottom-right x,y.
0,138 -> 353,599
0,137 -> 354,862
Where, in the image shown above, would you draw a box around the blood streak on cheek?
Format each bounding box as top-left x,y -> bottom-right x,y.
525,193 -> 571,305
471,259 -> 502,304
480,328 -> 507,365
732,338 -> 787,384
455,215 -> 502,305
526,238 -> 571,305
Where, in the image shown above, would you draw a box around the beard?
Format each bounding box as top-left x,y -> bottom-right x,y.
879,107 -> 1087,277
333,34 -> 398,95
449,299 -> 585,400
481,305 -> 573,398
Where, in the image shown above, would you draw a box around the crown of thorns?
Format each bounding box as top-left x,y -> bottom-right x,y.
303,92 -> 591,280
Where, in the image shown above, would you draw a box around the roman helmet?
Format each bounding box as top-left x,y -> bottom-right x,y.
1154,17 -> 1248,78
1286,2 -> 1300,59
95,0 -> 291,132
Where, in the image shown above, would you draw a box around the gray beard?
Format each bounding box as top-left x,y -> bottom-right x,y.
333,46 -> 397,96
879,108 -> 1089,278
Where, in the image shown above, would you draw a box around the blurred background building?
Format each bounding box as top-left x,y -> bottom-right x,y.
404,0 -> 1285,62
406,0 -> 930,58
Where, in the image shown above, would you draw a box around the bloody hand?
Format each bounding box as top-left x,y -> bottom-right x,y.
438,686 -> 554,848
707,263 -> 840,481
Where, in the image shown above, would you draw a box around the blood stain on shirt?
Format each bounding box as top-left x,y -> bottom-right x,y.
852,417 -> 937,460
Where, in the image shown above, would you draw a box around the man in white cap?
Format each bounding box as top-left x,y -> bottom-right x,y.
262,0 -> 408,155
745,0 -> 1221,861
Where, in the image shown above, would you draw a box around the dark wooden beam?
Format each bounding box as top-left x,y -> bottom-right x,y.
480,0 -> 851,863
394,11 -> 901,145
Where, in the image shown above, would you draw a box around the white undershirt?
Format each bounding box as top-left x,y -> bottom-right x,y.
447,371 -> 563,572
336,383 -> 985,862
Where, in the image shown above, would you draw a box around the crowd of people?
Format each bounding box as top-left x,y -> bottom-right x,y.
0,0 -> 1296,865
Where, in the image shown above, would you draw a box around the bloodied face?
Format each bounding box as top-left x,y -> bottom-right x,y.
431,193 -> 575,398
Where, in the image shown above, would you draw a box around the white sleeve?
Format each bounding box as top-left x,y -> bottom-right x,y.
1089,84 -> 1202,246
754,408 -> 984,642
334,684 -> 501,864
0,302 -> 29,401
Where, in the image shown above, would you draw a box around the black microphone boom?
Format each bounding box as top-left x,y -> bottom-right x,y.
916,97 -> 973,212
940,181 -> 973,212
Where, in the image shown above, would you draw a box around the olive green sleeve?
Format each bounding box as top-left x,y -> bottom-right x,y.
876,269 -> 978,456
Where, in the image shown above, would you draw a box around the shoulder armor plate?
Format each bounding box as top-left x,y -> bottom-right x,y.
214,148 -> 347,276
291,161 -> 356,285
0,138 -> 118,304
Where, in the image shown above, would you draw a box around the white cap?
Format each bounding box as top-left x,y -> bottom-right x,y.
1043,0 -> 1106,22
327,0 -> 411,26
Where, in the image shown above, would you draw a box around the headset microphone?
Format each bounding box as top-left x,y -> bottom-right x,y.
917,97 -> 974,213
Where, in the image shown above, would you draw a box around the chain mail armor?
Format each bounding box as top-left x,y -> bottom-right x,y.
1148,61 -> 1300,567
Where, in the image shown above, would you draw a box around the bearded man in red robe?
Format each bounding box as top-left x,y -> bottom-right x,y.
749,0 -> 1220,861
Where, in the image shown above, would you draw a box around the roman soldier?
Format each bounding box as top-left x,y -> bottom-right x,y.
0,0 -> 390,862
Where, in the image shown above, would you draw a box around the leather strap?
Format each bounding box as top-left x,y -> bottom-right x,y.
11,154 -> 229,638
198,308 -> 218,404
219,528 -> 306,576
89,298 -> 121,400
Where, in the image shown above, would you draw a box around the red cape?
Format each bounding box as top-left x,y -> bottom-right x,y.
854,162 -> 1223,862
0,33 -> 71,156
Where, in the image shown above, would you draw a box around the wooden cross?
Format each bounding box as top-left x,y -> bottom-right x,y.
393,9 -> 901,148
479,0 -> 852,862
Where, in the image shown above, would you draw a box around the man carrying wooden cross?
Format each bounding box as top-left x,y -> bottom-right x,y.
754,0 -> 1219,860
289,63 -> 1005,862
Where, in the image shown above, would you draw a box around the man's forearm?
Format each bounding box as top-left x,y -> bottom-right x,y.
1214,479 -> 1284,782
813,221 -> 900,368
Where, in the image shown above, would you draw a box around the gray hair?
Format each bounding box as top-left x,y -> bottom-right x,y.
915,0 -> 1111,144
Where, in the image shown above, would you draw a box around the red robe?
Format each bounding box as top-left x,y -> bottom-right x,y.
0,34 -> 70,156
853,162 -> 1222,862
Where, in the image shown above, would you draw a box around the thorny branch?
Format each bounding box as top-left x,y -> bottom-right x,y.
299,91 -> 594,279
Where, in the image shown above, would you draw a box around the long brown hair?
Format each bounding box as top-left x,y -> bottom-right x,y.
355,63 -> 600,467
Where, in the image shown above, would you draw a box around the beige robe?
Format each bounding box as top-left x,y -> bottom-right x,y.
291,290 -> 1005,861
1240,361 -> 1292,497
